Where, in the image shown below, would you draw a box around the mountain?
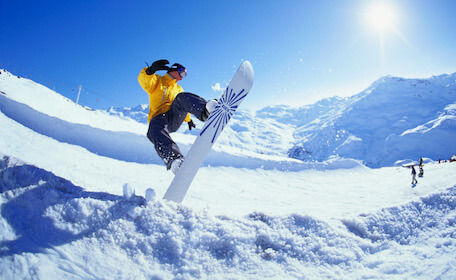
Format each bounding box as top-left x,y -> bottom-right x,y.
106,73 -> 456,167
106,104 -> 149,124
286,74 -> 456,167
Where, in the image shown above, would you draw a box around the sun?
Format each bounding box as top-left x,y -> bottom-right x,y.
365,1 -> 396,32
361,0 -> 406,71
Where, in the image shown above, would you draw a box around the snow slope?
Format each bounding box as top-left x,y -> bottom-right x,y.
1,69 -> 456,279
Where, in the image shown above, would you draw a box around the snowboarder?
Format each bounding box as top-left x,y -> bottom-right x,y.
411,165 -> 418,184
138,59 -> 217,174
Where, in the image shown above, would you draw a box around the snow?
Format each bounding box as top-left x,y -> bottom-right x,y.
1,68 -> 456,279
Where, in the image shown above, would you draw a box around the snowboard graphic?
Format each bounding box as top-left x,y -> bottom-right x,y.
163,61 -> 254,203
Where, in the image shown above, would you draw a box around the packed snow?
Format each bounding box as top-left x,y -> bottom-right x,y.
1,69 -> 456,279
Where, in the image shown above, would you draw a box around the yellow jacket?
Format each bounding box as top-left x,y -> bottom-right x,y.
138,67 -> 191,123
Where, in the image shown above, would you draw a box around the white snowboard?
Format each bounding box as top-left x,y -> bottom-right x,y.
163,61 -> 254,203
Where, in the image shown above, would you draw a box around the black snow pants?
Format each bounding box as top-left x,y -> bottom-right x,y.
147,92 -> 207,169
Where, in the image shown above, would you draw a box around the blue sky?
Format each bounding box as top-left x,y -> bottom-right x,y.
1,0 -> 456,110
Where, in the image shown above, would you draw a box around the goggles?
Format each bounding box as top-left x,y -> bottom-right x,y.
177,67 -> 187,78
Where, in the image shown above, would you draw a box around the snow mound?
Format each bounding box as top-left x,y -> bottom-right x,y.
343,186 -> 456,244
0,69 -> 145,134
1,155 -> 456,279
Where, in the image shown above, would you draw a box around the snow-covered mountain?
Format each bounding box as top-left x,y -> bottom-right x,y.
106,73 -> 456,167
287,74 -> 456,167
1,68 -> 456,279
106,104 -> 149,124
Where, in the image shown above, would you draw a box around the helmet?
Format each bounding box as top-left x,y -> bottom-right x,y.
168,63 -> 187,78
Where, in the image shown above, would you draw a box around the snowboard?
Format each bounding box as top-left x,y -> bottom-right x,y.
163,61 -> 254,203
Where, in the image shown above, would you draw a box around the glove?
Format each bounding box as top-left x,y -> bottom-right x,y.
188,120 -> 196,131
146,59 -> 170,75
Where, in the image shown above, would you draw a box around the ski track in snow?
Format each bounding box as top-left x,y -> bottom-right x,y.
1,69 -> 456,279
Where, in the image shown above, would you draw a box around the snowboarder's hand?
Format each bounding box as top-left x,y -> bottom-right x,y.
146,59 -> 170,75
188,120 -> 196,130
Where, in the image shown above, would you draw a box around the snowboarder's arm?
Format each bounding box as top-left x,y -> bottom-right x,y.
138,67 -> 159,94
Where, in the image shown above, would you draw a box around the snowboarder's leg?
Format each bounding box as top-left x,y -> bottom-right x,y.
167,92 -> 208,132
147,92 -> 210,170
147,113 -> 183,169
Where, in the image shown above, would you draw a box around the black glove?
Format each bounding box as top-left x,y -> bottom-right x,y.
188,120 -> 196,130
146,59 -> 170,75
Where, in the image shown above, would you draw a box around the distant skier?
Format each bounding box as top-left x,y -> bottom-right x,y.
418,157 -> 424,177
138,59 -> 217,173
411,165 -> 418,184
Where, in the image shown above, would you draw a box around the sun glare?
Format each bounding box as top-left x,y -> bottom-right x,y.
365,2 -> 396,31
361,1 -> 406,72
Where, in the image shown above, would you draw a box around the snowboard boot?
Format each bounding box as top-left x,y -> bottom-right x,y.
201,99 -> 218,121
170,157 -> 184,174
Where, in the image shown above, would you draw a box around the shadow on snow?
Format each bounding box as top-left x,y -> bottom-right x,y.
0,156 -> 143,257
